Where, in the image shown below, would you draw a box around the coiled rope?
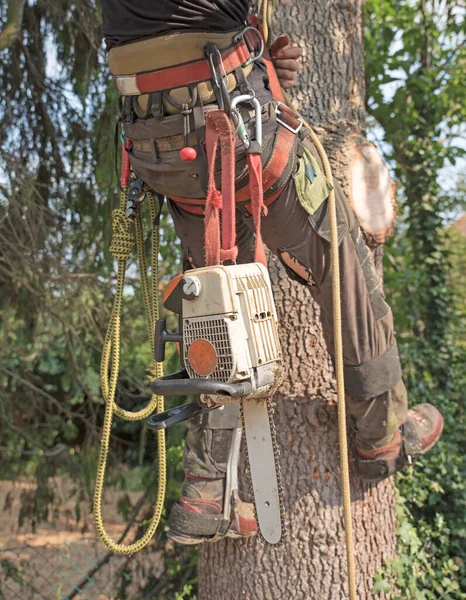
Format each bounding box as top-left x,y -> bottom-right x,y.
93,159 -> 166,555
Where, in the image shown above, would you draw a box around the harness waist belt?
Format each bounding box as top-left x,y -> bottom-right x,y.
115,37 -> 254,96
127,104 -> 273,153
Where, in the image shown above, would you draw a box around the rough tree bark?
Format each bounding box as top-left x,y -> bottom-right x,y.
198,0 -> 397,598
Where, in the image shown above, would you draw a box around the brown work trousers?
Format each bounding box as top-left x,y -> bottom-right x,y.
123,74 -> 408,480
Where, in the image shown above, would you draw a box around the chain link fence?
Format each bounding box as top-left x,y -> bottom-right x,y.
0,482 -> 199,600
0,537 -> 164,600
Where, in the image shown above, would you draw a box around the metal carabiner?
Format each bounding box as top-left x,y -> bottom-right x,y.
231,94 -> 263,151
206,44 -> 232,114
233,26 -> 265,67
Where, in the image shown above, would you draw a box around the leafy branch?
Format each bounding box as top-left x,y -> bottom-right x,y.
0,0 -> 25,51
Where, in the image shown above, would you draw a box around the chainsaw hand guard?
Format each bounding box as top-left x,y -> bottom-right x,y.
146,395 -> 206,430
150,369 -> 253,400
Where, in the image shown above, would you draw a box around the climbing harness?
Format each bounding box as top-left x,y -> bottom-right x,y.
93,142 -> 166,555
96,4 -> 358,598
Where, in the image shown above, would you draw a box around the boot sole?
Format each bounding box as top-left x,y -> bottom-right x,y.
168,528 -> 256,545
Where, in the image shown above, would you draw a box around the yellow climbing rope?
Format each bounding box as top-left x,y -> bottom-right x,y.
260,0 -> 358,595
304,121 -> 358,600
93,175 -> 166,555
283,102 -> 358,600
281,90 -> 358,600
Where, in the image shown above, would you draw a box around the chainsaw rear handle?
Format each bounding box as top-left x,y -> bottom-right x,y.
150,369 -> 252,398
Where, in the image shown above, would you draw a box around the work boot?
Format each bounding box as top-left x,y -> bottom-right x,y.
168,402 -> 257,544
356,403 -> 444,484
168,474 -> 257,544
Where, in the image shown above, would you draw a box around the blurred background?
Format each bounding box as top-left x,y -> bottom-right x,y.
0,0 -> 465,598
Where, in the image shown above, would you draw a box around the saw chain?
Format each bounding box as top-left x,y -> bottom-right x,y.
240,396 -> 287,545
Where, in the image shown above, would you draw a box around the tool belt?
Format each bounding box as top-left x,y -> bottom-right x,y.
109,26 -> 304,215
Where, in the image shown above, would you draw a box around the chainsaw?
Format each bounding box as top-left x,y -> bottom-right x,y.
147,261 -> 286,544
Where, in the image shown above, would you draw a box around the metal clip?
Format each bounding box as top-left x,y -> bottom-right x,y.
207,45 -> 231,114
126,176 -> 146,218
231,94 -> 263,151
275,102 -> 303,135
233,27 -> 265,67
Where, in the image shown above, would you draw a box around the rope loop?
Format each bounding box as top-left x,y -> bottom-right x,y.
94,178 -> 166,555
110,209 -> 134,261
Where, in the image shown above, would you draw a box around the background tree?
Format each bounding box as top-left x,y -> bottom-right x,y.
365,0 -> 466,597
0,1 -> 193,595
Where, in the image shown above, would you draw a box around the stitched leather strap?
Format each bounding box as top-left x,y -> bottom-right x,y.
169,502 -> 231,537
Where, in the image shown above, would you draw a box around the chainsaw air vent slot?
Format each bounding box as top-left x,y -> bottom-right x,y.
183,316 -> 235,382
236,273 -> 281,366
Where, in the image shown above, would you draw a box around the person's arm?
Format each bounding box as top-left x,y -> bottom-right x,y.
269,35 -> 303,89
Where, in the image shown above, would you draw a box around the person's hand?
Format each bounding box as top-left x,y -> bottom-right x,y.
269,35 -> 303,89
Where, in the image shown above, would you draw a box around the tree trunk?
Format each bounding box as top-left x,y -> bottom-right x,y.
198,0 -> 397,598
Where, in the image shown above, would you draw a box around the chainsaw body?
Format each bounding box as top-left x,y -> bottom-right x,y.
151,262 -> 282,408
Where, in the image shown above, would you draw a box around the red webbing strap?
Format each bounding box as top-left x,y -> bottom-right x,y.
170,187 -> 283,217
246,13 -> 285,103
121,141 -> 131,187
204,110 -> 238,266
247,153 -> 267,266
235,126 -> 295,202
263,47 -> 285,103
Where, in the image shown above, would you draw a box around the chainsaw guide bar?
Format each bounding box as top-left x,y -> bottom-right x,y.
241,397 -> 286,545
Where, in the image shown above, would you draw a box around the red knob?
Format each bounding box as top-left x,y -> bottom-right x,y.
180,147 -> 197,162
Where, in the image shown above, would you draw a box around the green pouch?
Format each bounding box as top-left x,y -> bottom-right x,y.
293,146 -> 334,216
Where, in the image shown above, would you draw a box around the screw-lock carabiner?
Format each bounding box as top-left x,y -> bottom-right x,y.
230,94 -> 263,150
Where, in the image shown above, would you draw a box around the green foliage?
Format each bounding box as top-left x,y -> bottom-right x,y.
374,494 -> 466,599
0,2 -> 190,596
366,0 -> 466,596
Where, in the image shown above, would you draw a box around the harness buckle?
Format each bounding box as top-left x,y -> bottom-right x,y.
233,27 -> 265,67
275,102 -> 303,135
